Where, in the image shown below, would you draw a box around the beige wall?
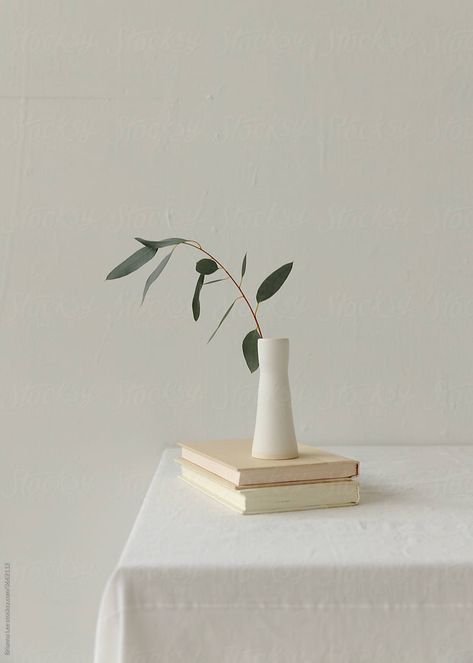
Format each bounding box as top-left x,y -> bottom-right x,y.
2,1 -> 473,660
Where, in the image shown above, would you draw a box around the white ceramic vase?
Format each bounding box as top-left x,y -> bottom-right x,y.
251,338 -> 299,460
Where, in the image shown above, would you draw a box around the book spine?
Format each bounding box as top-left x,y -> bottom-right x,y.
181,449 -> 240,485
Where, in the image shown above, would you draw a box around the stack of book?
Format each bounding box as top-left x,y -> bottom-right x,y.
177,439 -> 359,515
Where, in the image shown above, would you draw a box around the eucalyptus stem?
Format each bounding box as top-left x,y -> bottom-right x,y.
185,240 -> 263,337
106,235 -> 294,372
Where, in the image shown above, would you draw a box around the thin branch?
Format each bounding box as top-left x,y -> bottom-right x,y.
183,241 -> 263,337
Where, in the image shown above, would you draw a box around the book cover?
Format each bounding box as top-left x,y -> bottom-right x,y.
179,439 -> 359,487
178,460 -> 360,515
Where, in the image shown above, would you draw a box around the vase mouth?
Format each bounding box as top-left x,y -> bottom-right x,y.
257,337 -> 289,344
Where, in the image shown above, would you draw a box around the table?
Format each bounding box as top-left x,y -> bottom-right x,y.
94,445 -> 473,663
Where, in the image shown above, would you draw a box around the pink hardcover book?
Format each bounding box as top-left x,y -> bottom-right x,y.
179,439 -> 359,488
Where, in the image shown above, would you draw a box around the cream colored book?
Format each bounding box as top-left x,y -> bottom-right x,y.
178,459 -> 360,515
179,439 -> 359,487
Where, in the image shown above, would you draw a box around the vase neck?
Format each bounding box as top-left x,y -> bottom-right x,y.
258,338 -> 289,373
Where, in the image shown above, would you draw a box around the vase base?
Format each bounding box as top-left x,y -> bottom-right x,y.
252,450 -> 299,460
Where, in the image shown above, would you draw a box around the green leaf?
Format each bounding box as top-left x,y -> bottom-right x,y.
203,277 -> 228,286
135,237 -> 187,249
192,274 -> 205,321
207,298 -> 239,344
141,251 -> 173,304
241,253 -> 247,279
196,258 -> 219,275
256,262 -> 293,303
242,329 -> 261,373
106,246 -> 157,280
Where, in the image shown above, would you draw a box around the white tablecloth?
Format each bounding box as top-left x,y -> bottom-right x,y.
94,446 -> 473,663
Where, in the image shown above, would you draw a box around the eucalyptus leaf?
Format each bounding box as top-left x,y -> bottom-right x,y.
196,258 -> 219,275
241,253 -> 247,279
106,246 -> 157,280
203,277 -> 228,286
141,251 -> 173,304
192,274 -> 205,321
207,298 -> 239,344
256,262 -> 293,303
242,329 -> 261,373
135,237 -> 187,249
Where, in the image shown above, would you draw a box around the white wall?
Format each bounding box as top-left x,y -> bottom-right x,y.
2,1 -> 473,660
